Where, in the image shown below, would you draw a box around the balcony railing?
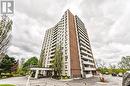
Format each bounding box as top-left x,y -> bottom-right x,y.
80,45 -> 90,51
83,61 -> 95,65
81,55 -> 93,61
81,50 -> 92,56
84,67 -> 96,71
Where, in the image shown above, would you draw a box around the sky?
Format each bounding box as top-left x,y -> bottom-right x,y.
7,0 -> 130,65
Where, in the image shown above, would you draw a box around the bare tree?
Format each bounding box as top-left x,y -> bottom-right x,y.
0,15 -> 12,62
96,59 -> 106,68
109,64 -> 116,68
118,56 -> 130,69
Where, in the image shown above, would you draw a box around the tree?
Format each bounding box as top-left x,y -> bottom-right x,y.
23,57 -> 38,68
22,57 -> 38,73
0,15 -> 12,62
0,54 -> 17,73
17,58 -> 25,75
19,58 -> 25,67
52,46 -> 63,78
108,64 -> 118,74
38,50 -> 44,67
118,56 -> 130,69
96,59 -> 108,74
96,59 -> 106,68
0,53 -> 5,62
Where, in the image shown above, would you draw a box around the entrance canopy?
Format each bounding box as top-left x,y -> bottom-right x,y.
30,67 -> 54,79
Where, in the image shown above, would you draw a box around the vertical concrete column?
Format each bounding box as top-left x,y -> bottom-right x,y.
90,71 -> 93,77
52,71 -> 54,76
35,70 -> 39,79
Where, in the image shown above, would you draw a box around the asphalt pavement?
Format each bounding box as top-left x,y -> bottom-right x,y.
0,75 -> 122,86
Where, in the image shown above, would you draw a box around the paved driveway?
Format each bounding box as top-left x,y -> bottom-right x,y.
67,75 -> 122,86
0,75 -> 122,86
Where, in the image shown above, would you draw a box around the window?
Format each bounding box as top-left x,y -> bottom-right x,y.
65,56 -> 68,61
65,65 -> 67,69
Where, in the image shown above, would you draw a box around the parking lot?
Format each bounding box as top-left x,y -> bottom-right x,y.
0,75 -> 122,86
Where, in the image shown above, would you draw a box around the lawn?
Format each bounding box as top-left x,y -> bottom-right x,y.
0,84 -> 16,86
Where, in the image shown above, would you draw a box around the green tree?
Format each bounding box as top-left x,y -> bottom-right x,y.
98,67 -> 108,74
109,64 -> 117,74
118,56 -> 130,69
0,54 -> 17,75
22,57 -> 38,73
0,16 -> 12,62
52,46 -> 63,78
38,50 -> 44,67
96,59 -> 108,74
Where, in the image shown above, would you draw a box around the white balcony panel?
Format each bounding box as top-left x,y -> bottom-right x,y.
84,67 -> 96,71
47,63 -> 52,66
82,55 -> 93,61
83,61 -> 95,65
81,49 -> 87,53
49,54 -> 54,57
81,50 -> 92,57
80,38 -> 89,46
80,44 -> 91,52
85,74 -> 93,78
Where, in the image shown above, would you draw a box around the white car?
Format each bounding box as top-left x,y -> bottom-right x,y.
118,73 -> 123,77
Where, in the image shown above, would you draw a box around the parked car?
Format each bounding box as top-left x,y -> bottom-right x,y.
118,73 -> 123,77
122,71 -> 130,86
112,73 -> 117,76
105,72 -> 109,75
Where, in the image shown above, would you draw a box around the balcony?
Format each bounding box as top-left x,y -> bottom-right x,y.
79,35 -> 88,44
52,37 -> 57,42
80,45 -> 86,49
49,54 -> 55,58
83,61 -> 95,65
87,52 -> 92,57
84,67 -> 96,71
47,63 -> 52,66
51,47 -> 56,51
81,49 -> 87,54
51,44 -> 56,48
81,55 -> 93,61
80,41 -> 90,50
78,30 -> 89,42
85,74 -> 93,78
79,39 -> 90,47
80,45 -> 90,51
81,50 -> 92,57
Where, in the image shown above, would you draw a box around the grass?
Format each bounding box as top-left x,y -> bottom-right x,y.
0,84 -> 16,86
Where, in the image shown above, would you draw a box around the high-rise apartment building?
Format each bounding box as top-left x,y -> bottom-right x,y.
40,10 -> 96,78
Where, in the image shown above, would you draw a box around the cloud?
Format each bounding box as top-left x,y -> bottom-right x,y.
15,0 -> 67,28
7,0 -> 130,64
8,11 -> 44,59
79,0 -> 130,64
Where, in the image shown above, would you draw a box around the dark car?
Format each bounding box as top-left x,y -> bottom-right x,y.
112,73 -> 117,76
122,71 -> 130,86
